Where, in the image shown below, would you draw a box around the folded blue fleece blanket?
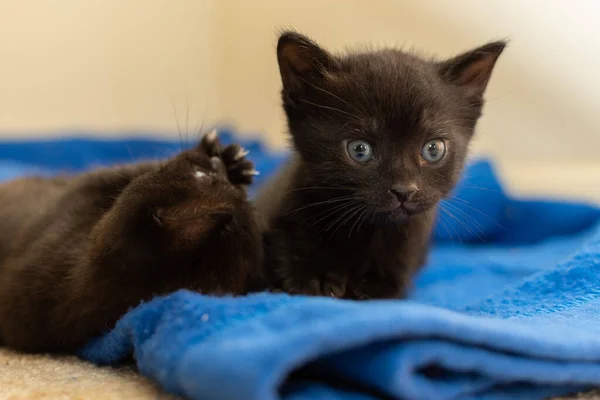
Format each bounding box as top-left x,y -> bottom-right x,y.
2,132 -> 600,400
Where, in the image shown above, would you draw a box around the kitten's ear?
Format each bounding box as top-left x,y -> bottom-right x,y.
277,31 -> 337,91
437,41 -> 506,96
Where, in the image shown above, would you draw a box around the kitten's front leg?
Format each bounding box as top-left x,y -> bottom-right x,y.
280,265 -> 348,298
346,247 -> 423,300
347,214 -> 433,300
346,273 -> 407,300
265,229 -> 348,298
88,131 -> 258,278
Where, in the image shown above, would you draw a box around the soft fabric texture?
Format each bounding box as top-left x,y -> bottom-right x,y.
0,347 -> 176,400
2,131 -> 600,400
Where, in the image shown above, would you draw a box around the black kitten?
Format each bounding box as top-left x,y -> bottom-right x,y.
0,131 -> 262,353
255,31 -> 505,299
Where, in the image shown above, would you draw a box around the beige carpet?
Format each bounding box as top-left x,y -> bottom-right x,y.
0,346 -> 596,399
0,348 -> 177,399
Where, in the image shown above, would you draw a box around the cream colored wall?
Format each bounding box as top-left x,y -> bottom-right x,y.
1,1 -> 599,177
212,0 -> 600,163
0,0 -> 219,137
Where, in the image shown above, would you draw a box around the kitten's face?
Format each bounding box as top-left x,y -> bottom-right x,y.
277,32 -> 504,223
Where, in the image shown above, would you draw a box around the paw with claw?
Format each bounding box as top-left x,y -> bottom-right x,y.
199,129 -> 258,186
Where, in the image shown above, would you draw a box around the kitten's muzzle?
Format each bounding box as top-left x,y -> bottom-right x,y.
388,183 -> 418,203
386,183 -> 420,215
374,184 -> 424,222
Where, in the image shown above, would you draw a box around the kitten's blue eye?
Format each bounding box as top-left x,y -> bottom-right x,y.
421,139 -> 447,163
346,140 -> 374,163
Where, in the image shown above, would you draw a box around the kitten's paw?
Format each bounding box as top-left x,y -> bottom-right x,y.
199,129 -> 257,185
282,270 -> 347,298
347,276 -> 404,300
221,144 -> 257,186
199,129 -> 221,158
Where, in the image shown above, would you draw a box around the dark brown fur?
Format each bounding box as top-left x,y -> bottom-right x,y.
0,133 -> 262,353
255,31 -> 505,299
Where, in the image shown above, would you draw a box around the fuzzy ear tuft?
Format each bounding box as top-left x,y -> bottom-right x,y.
277,31 -> 336,91
438,41 -> 506,95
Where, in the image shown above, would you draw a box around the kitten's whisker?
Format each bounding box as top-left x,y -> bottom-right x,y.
453,102 -> 484,112
347,207 -> 361,238
287,195 -> 358,215
298,98 -> 359,119
123,144 -> 136,163
437,217 -> 455,242
302,202 -> 356,230
160,214 -> 209,221
356,209 -> 370,233
443,201 -> 500,242
306,199 -> 353,220
299,77 -> 364,114
302,198 -> 356,216
334,122 -> 352,135
446,196 -> 505,231
112,172 -> 131,181
169,97 -> 185,152
286,186 -> 355,194
439,203 -> 484,242
337,205 -> 364,239
447,196 -> 470,204
326,204 -> 362,239
185,94 -> 190,149
192,106 -> 210,149
485,91 -> 511,104
442,116 -> 479,123
439,204 -> 471,241
443,201 -> 487,235
303,200 -> 356,221
322,202 -> 361,234
319,205 -> 355,234
455,186 -> 502,194
349,207 -> 368,238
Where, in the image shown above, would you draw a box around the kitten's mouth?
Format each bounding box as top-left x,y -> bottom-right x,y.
374,202 -> 422,224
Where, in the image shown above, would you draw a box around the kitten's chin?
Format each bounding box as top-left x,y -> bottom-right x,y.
371,208 -> 411,226
372,203 -> 427,226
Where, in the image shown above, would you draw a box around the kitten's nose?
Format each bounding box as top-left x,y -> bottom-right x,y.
389,183 -> 418,203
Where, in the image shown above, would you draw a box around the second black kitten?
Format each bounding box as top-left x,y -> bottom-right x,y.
255,32 -> 505,299
0,132 -> 262,353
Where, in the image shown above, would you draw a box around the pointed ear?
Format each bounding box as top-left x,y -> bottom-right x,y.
438,41 -> 506,95
277,31 -> 337,92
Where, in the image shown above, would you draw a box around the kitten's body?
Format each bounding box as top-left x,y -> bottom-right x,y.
0,134 -> 261,352
256,155 -> 433,298
257,32 -> 505,299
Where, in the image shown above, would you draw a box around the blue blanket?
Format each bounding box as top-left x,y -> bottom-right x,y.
2,132 -> 600,400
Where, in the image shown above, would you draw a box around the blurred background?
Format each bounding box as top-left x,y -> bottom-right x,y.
1,0 -> 599,201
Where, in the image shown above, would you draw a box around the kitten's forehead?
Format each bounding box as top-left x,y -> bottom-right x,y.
333,50 -> 449,130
